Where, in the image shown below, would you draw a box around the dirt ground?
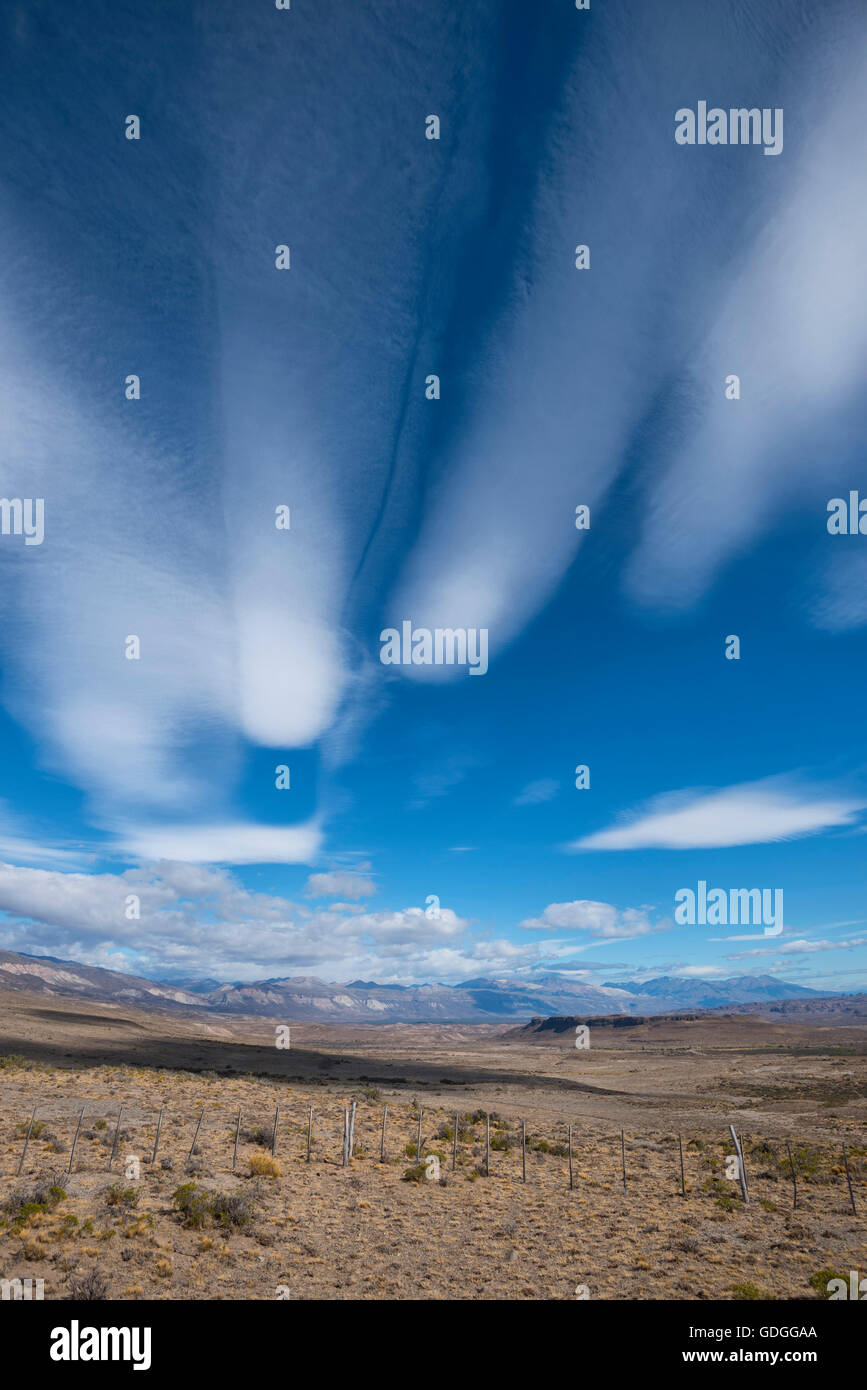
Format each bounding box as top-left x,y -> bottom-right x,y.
0,989 -> 864,1300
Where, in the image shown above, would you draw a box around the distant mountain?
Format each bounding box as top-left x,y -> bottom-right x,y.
602,974 -> 821,1012
0,949 -> 204,1009
0,949 -> 833,1024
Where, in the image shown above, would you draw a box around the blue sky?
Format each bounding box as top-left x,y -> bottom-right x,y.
0,0 -> 865,992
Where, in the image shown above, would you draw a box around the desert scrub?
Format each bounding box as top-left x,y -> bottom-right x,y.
14,1118 -> 47,1139
249,1153 -> 281,1178
210,1192 -> 254,1230
6,1181 -> 66,1222
731,1282 -> 775,1301
437,1120 -> 475,1143
105,1185 -> 139,1209
66,1269 -> 109,1300
243,1124 -> 275,1148
809,1268 -> 847,1300
702,1176 -> 738,1212
122,1216 -> 153,1238
172,1183 -> 212,1230
528,1137 -> 569,1157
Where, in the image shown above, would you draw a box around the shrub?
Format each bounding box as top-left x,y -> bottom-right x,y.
67,1270 -> 109,1300
105,1185 -> 139,1209
14,1119 -> 46,1139
244,1124 -> 274,1148
172,1183 -> 212,1229
6,1181 -> 66,1220
731,1281 -> 774,1301
210,1191 -> 254,1229
809,1268 -> 847,1300
249,1153 -> 281,1178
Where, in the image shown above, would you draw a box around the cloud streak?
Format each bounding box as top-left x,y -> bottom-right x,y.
570,777 -> 864,851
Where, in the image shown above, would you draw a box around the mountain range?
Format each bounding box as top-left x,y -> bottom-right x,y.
0,948 -> 828,1024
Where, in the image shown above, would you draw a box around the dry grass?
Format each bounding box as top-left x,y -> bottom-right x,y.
0,1053 -> 864,1301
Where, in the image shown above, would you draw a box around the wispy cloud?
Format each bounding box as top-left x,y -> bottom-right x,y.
119,822 -> 322,866
514,779 -> 559,807
625,27 -> 867,614
569,777 -> 864,851
728,937 -> 867,960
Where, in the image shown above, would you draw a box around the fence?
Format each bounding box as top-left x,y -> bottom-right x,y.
2,1093 -> 862,1213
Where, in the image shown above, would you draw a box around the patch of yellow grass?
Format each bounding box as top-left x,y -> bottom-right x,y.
249,1153 -> 281,1178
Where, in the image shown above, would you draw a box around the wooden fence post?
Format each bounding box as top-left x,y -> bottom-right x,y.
232,1108 -> 241,1171
380,1105 -> 388,1162
342,1108 -> 348,1166
785,1140 -> 798,1210
842,1142 -> 857,1214
151,1108 -> 164,1166
729,1124 -> 749,1204
678,1133 -> 685,1197
620,1129 -> 627,1191
416,1108 -> 422,1163
17,1105 -> 37,1177
271,1106 -> 279,1156
68,1107 -> 85,1175
348,1101 -> 356,1160
307,1106 -> 313,1163
108,1105 -> 124,1171
189,1106 -> 205,1161
452,1112 -> 458,1172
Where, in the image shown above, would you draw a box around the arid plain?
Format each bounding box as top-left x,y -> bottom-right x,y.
0,987 -> 864,1300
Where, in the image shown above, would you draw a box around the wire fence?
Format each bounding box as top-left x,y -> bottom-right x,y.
3,1093 -> 863,1214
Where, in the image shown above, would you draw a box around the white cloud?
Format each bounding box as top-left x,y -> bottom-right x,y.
625,30 -> 867,613
120,821 -> 322,866
306,869 -> 377,899
0,860 -> 481,983
520,900 -> 653,939
569,778 -> 864,851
